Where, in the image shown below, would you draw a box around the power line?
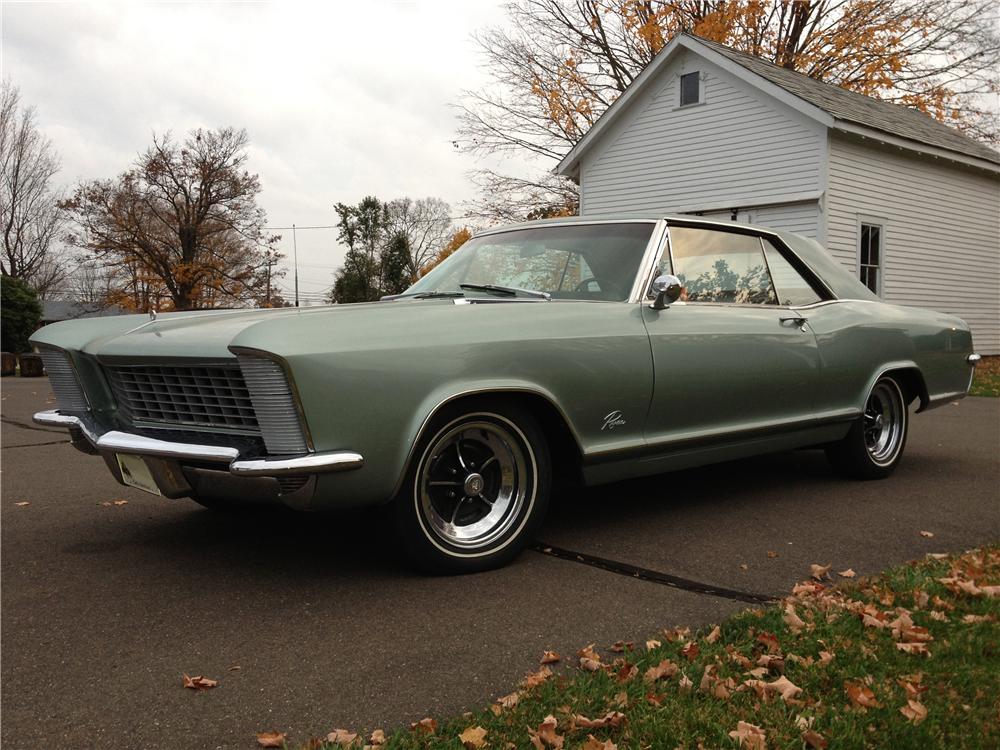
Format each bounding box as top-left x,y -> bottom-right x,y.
266,225 -> 337,230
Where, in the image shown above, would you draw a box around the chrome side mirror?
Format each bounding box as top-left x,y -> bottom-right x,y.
649,274 -> 682,310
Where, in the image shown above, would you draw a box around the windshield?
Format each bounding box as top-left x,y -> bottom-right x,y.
405,222 -> 655,302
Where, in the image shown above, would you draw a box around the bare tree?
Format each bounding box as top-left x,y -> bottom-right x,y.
384,197 -> 454,277
61,127 -> 283,311
0,80 -> 66,295
457,0 -> 1000,219
62,259 -> 118,307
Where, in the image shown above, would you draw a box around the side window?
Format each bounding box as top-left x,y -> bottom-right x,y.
668,227 -> 777,305
859,222 -> 883,295
761,239 -> 822,306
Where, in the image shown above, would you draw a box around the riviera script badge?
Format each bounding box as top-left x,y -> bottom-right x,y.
601,410 -> 626,431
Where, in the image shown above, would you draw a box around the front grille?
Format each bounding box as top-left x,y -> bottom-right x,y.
39,349 -> 89,411
107,364 -> 260,434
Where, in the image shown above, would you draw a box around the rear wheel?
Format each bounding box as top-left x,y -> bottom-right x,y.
826,375 -> 908,479
392,402 -> 550,573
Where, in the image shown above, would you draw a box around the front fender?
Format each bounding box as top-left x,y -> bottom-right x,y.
236,300 -> 653,509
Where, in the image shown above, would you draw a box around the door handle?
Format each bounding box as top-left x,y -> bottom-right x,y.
780,316 -> 809,330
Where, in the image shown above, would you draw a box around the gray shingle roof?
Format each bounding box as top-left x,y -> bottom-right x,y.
692,34 -> 1000,165
42,300 -> 126,322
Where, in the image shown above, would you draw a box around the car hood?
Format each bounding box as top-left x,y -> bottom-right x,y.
30,302 -> 422,360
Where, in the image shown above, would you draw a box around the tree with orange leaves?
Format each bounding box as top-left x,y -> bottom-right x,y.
61,127 -> 283,311
420,226 -> 473,277
457,0 -> 999,221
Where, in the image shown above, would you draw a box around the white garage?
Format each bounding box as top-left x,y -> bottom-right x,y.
556,34 -> 1000,354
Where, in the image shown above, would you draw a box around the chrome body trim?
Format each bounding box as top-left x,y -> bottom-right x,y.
35,346 -> 91,411
229,346 -> 315,451
230,451 -> 364,476
472,217 -> 659,240
98,431 -> 240,462
33,409 -> 100,443
925,390 -> 969,409
32,410 -> 362,478
627,219 -> 669,303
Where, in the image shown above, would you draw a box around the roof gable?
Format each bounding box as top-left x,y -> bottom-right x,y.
556,34 -> 1000,177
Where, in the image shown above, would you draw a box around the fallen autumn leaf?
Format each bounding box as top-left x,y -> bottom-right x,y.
256,731 -> 286,748
845,681 -> 880,709
459,725 -> 488,749
643,658 -> 678,682
522,666 -> 552,689
802,729 -> 828,749
810,563 -> 832,580
581,736 -> 617,750
528,714 -> 563,749
324,728 -> 357,746
680,641 -> 700,661
182,674 -> 218,691
729,720 -> 766,749
573,711 -> 625,729
900,699 -> 928,725
410,717 -> 437,734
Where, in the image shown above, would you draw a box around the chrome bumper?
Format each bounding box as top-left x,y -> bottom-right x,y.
32,410 -> 364,477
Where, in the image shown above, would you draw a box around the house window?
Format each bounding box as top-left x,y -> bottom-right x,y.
679,71 -> 700,106
859,222 -> 883,295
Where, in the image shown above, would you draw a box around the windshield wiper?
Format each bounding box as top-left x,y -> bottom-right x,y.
380,291 -> 465,301
459,283 -> 550,300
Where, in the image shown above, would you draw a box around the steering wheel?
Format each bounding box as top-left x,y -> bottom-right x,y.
573,277 -> 601,293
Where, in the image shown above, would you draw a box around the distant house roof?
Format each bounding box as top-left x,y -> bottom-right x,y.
557,33 -> 1000,178
42,300 -> 126,323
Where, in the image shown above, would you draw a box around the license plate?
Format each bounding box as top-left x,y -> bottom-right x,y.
115,453 -> 162,496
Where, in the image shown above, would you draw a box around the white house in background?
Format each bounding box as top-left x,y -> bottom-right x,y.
556,34 -> 1000,354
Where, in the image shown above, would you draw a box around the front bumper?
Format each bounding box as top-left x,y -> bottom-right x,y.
32,409 -> 364,477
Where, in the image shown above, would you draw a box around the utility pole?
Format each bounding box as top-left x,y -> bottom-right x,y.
264,250 -> 273,307
293,223 -> 299,307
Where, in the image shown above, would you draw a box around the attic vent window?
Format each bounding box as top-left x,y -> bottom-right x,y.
680,71 -> 701,106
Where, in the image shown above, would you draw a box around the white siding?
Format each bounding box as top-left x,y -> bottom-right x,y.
580,49 -> 825,220
827,133 -> 1000,354
690,202 -> 821,238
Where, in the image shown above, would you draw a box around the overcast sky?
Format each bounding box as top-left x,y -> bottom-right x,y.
1,0 -> 526,304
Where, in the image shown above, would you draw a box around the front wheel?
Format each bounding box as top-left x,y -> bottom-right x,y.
826,375 -> 908,479
392,402 -> 551,573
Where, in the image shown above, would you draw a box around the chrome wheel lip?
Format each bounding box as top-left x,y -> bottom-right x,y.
864,380 -> 905,466
414,413 -> 536,555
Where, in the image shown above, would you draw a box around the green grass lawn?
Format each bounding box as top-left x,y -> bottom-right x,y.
970,356 -> 1000,397
282,547 -> 1000,750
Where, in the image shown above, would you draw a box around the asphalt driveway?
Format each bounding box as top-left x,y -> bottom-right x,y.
2,378 -> 998,749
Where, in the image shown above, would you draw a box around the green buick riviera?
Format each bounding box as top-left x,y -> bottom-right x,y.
31,217 -> 981,572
